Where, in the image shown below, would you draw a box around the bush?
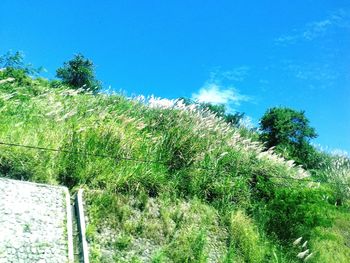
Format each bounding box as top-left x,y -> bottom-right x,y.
261,187 -> 332,241
309,210 -> 350,263
0,68 -> 31,86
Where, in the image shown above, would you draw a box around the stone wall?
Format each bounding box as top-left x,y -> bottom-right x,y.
0,178 -> 73,263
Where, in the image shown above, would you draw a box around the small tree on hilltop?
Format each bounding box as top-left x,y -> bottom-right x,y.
259,107 -> 318,167
0,51 -> 42,85
56,54 -> 101,92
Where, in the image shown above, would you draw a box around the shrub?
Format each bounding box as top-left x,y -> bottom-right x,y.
262,187 -> 332,241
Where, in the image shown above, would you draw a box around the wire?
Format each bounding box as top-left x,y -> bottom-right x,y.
0,140 -> 349,188
0,141 -> 165,165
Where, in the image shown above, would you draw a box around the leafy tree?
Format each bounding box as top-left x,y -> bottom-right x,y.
259,107 -> 318,167
199,102 -> 244,127
225,112 -> 245,127
0,51 -> 24,69
56,54 -> 101,92
0,51 -> 42,85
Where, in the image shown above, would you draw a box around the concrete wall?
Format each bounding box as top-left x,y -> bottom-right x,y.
0,178 -> 73,263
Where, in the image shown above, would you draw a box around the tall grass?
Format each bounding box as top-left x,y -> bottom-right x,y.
0,79 -> 349,262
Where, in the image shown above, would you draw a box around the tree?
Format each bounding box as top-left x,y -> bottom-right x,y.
259,107 -> 318,167
199,102 -> 245,127
56,54 -> 101,92
0,51 -> 42,85
225,112 -> 245,127
0,51 -> 25,69
199,102 -> 226,117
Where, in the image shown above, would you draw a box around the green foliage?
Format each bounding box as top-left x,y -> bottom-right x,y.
0,155 -> 33,181
200,102 -> 245,127
309,210 -> 350,263
0,68 -> 30,86
151,251 -> 168,263
260,107 -> 317,146
0,80 -> 349,262
56,54 -> 101,92
179,97 -> 245,127
165,228 -> 208,263
227,210 -> 266,263
259,107 -> 318,168
0,51 -> 42,85
200,102 -> 226,117
0,51 -> 40,74
114,234 -> 132,250
314,153 -> 350,205
225,112 -> 245,127
260,187 -> 332,241
84,192 -> 228,262
0,51 -> 25,69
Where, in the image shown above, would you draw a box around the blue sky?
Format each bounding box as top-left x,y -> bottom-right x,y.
1,0 -> 349,153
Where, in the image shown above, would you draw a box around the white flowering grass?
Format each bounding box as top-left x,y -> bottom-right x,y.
293,237 -> 303,246
297,249 -> 309,259
318,154 -> 350,203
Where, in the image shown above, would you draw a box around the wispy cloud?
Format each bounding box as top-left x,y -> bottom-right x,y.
275,9 -> 350,45
282,60 -> 339,88
209,66 -> 250,82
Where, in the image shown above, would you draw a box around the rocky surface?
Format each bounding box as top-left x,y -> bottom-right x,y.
0,178 -> 71,263
85,192 -> 228,262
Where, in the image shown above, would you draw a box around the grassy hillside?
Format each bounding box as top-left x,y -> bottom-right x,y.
0,78 -> 349,262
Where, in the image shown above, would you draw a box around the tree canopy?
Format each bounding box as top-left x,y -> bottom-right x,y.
56,54 -> 101,92
259,107 -> 318,167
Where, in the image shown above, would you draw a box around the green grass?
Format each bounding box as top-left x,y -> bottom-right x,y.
0,78 -> 349,262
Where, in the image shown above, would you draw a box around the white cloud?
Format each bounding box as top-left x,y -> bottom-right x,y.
192,83 -> 249,111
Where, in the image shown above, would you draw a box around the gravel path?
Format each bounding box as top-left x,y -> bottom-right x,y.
0,178 -> 72,263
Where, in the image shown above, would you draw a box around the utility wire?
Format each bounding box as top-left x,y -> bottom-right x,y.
0,140 -> 349,187
0,141 -> 165,165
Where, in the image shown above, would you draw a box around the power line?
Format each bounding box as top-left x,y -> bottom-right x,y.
0,140 -> 349,188
0,141 -> 165,165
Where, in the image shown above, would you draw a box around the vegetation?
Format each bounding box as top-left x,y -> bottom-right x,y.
0,51 -> 42,85
0,54 -> 349,262
56,54 -> 101,92
179,97 -> 245,127
259,107 -> 319,168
